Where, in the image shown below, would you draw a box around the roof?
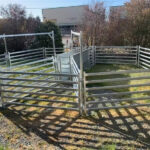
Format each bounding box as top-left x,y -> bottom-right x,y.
42,5 -> 87,26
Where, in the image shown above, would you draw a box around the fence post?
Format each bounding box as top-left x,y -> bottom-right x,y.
83,72 -> 87,114
137,45 -> 140,67
69,56 -> 72,80
43,47 -> 47,59
0,80 -> 4,108
78,75 -> 82,115
94,46 -> 96,65
5,52 -> 11,69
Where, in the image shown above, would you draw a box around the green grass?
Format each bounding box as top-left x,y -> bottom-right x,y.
86,64 -> 150,102
0,145 -> 9,150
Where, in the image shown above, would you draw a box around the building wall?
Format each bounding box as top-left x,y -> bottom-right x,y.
42,5 -> 87,25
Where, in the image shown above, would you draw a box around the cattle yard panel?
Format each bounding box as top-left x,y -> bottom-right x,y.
0,71 -> 80,111
84,69 -> 150,112
1,45 -> 150,113
0,47 -> 64,68
95,46 -> 138,65
138,47 -> 150,69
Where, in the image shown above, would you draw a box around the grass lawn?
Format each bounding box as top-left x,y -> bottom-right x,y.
86,64 -> 150,102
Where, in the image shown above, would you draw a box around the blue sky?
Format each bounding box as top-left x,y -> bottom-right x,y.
0,0 -> 129,20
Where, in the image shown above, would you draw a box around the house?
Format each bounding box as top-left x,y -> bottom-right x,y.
42,5 -> 87,48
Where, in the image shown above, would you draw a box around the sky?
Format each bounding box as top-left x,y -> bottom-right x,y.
0,0 -> 129,20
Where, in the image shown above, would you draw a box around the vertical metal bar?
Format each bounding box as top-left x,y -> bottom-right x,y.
78,75 -> 82,115
0,80 -> 4,108
52,31 -> 56,58
79,31 -> 84,114
138,45 -> 140,67
94,46 -> 96,65
83,72 -> 87,114
43,47 -> 46,59
3,34 -> 8,54
69,56 -> 72,80
8,52 -> 11,68
59,57 -> 62,80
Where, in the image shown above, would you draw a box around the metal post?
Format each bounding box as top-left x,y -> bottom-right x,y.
79,31 -> 85,114
43,47 -> 46,59
52,31 -> 56,58
94,46 -> 96,65
138,45 -> 140,67
71,30 -> 73,50
0,80 -> 4,108
78,76 -> 82,115
59,57 -> 62,80
3,34 -> 8,54
69,56 -> 72,80
83,72 -> 87,114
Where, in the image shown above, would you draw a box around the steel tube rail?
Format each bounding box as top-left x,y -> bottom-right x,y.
0,32 -> 53,39
0,83 -> 78,91
85,68 -> 150,77
2,90 -> 78,98
86,75 -> 150,84
0,77 -> 78,84
86,83 -> 150,91
0,71 -> 78,77
4,96 -> 77,105
10,48 -> 43,55
87,90 -> 150,98
96,46 -> 137,48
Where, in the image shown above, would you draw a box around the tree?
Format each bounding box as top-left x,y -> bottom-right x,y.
81,2 -> 106,46
0,4 -> 41,54
124,0 -> 150,47
107,6 -> 127,46
33,21 -> 63,48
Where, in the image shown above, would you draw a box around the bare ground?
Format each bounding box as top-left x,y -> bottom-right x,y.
0,105 -> 150,150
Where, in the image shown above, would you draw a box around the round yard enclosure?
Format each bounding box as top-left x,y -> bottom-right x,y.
0,31 -> 150,148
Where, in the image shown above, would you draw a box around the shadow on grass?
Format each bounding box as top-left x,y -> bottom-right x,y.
0,105 -> 150,149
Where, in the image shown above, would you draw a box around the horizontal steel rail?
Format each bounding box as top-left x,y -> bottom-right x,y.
140,47 -> 150,51
11,54 -> 44,62
2,90 -> 78,98
0,71 -> 78,77
96,46 -> 137,48
95,59 -> 136,62
86,75 -> 150,84
0,32 -> 53,38
10,48 -> 43,55
9,57 -> 52,69
87,90 -> 150,98
3,96 -> 77,105
86,83 -> 150,91
95,56 -> 136,59
85,68 -> 150,77
140,58 -> 150,64
140,62 -> 150,68
0,83 -> 78,91
140,54 -> 150,59
0,77 -> 78,84
140,50 -> 150,55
